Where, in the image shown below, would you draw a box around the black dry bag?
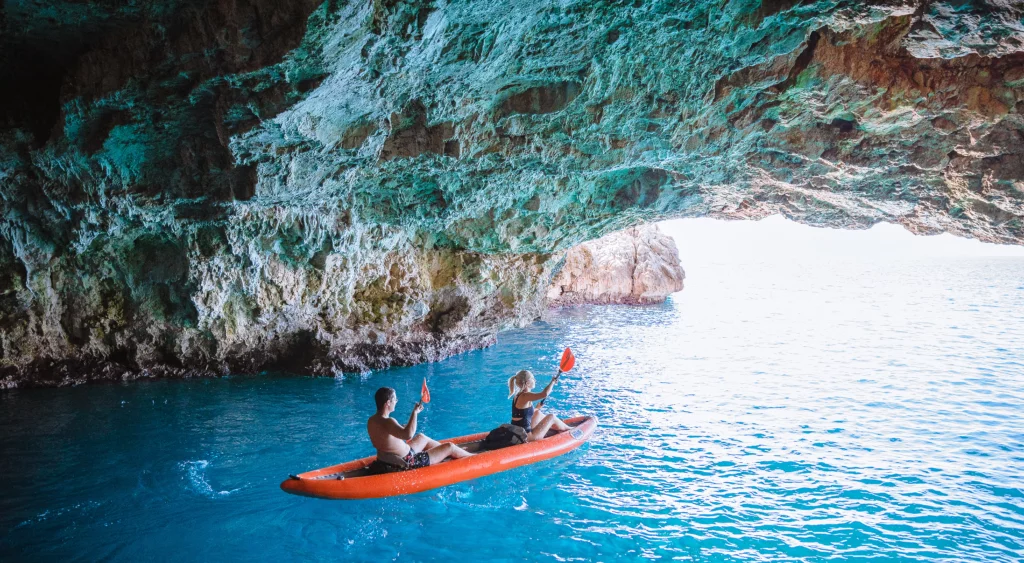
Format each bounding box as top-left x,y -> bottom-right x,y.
481,424 -> 528,451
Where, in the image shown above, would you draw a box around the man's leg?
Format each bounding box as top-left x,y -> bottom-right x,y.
408,433 -> 441,453
424,443 -> 473,464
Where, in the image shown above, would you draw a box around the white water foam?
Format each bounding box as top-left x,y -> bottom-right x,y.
179,460 -> 240,498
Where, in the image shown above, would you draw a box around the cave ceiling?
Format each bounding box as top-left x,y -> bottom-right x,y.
1,0 -> 1023,384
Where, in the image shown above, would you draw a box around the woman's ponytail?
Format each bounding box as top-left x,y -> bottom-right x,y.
508,370 -> 533,399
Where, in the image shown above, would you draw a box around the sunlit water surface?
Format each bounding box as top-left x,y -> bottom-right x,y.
3,255 -> 1024,561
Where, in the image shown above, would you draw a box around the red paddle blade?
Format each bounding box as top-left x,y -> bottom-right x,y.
421,378 -> 431,404
559,347 -> 575,373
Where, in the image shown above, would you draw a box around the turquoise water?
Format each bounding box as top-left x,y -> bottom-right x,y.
3,255 -> 1024,561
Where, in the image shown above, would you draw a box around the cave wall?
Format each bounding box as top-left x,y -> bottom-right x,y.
1,0 -> 1023,385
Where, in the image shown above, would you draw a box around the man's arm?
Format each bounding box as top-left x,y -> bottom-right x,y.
386,405 -> 421,441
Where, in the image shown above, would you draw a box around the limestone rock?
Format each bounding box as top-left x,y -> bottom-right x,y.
548,226 -> 684,306
2,1 -> 1024,385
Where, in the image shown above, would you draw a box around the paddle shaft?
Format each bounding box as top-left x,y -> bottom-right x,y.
538,369 -> 563,408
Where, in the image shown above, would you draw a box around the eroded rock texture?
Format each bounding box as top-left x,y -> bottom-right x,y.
2,1 -> 1023,385
547,225 -> 684,306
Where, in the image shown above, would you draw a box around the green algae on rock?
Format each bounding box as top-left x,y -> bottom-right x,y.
1,1 -> 1023,386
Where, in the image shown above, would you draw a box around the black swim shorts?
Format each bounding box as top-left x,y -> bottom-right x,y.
403,450 -> 430,469
370,449 -> 431,474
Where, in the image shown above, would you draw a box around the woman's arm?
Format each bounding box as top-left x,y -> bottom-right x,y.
518,379 -> 556,403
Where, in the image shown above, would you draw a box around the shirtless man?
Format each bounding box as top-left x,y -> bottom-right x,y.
367,387 -> 473,471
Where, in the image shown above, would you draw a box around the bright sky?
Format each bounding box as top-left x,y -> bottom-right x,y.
659,215 -> 1024,265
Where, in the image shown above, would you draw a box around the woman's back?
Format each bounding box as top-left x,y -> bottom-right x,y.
511,393 -> 535,432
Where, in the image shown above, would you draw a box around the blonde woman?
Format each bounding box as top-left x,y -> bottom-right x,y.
508,369 -> 571,441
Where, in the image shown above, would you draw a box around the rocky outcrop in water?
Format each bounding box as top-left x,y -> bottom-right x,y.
2,1 -> 1024,386
548,226 -> 684,306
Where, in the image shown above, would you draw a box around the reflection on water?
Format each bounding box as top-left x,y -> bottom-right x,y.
2,255 -> 1023,562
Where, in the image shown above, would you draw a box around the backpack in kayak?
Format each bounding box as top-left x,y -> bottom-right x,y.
481,424 -> 528,451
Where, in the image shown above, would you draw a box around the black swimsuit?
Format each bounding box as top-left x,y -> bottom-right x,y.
511,393 -> 535,433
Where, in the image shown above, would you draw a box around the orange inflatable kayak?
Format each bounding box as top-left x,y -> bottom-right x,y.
280,415 -> 597,500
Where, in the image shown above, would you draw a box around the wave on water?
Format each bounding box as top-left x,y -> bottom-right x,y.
179,460 -> 240,498
15,501 -> 102,529
429,480 -> 535,511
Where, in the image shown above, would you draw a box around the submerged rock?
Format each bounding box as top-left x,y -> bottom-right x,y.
547,226 -> 684,306
1,1 -> 1024,385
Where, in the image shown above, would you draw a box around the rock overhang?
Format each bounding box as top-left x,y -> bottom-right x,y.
219,0 -> 1024,249
1,0 -> 1022,385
